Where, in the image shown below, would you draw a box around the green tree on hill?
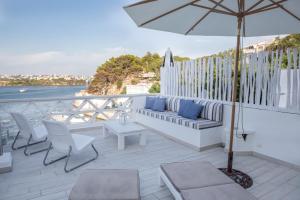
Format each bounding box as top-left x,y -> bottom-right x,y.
88,55 -> 143,94
142,52 -> 162,75
88,52 -> 190,95
266,34 -> 300,68
149,82 -> 160,93
173,56 -> 190,62
266,34 -> 300,51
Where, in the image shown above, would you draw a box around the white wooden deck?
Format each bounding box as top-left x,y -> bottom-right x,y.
0,128 -> 299,200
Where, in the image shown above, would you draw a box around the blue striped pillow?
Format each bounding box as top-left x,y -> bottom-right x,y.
196,101 -> 223,122
166,97 -> 181,112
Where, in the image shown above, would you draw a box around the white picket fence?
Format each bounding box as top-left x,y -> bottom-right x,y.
160,48 -> 300,113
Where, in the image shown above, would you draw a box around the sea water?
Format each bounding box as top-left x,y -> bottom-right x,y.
0,86 -> 86,99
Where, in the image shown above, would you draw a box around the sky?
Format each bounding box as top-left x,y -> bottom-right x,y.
0,0 -> 279,76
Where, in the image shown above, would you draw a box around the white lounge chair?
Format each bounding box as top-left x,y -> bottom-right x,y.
42,120 -> 99,173
10,112 -> 48,156
159,161 -> 257,200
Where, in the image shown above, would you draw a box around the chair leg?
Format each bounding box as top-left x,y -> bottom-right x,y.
24,135 -> 49,156
43,143 -> 68,166
12,131 -> 47,151
11,131 -> 20,150
64,144 -> 99,173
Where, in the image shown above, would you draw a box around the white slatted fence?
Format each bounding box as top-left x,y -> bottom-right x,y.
161,48 -> 300,113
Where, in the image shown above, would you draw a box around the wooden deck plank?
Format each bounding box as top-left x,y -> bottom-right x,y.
282,188 -> 300,200
260,184 -> 297,200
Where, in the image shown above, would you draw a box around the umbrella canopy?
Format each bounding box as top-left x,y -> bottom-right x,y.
124,0 -> 300,186
124,0 -> 300,36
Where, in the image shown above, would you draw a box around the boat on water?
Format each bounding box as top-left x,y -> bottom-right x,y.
19,88 -> 27,93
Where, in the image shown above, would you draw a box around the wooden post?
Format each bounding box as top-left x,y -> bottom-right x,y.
227,16 -> 242,173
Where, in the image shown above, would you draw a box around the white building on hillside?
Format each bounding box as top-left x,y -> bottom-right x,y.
243,36 -> 280,53
126,83 -> 152,94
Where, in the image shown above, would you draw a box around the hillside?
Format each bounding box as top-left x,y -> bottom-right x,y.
0,76 -> 86,87
266,34 -> 300,68
208,34 -> 300,58
266,34 -> 300,50
88,53 -> 189,95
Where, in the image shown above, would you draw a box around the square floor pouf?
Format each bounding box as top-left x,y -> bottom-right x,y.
69,169 -> 140,200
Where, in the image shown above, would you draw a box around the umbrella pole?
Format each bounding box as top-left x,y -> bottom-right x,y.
220,13 -> 253,189
227,16 -> 242,174
219,15 -> 253,189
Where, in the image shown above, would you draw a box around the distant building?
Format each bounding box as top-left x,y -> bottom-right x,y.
140,72 -> 156,79
243,36 -> 280,54
126,83 -> 152,94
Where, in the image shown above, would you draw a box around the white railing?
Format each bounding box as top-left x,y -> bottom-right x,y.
0,94 -> 147,133
161,48 -> 300,114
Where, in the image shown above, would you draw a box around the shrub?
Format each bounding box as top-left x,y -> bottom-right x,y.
116,80 -> 123,89
131,78 -> 139,85
121,87 -> 126,94
149,82 -> 160,93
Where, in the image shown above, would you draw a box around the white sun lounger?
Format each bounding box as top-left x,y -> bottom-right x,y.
159,160 -> 257,200
10,112 -> 48,156
42,120 -> 99,173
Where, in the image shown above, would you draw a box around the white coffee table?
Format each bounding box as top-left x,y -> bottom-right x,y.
103,120 -> 147,150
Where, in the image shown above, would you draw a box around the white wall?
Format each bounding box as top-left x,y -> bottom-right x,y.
131,96 -> 146,112
223,103 -> 300,167
126,84 -> 151,94
132,95 -> 300,167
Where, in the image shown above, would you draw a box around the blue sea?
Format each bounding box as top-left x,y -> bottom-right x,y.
0,86 -> 86,99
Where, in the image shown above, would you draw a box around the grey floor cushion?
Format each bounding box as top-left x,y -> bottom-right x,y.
181,183 -> 257,200
160,161 -> 233,191
69,169 -> 140,200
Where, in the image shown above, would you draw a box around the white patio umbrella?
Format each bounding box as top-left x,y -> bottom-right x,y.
163,48 -> 174,67
124,0 -> 300,188
161,48 -> 174,95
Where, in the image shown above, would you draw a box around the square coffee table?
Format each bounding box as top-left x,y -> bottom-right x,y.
103,120 -> 147,150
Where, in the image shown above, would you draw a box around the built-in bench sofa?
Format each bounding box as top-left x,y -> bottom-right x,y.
135,96 -> 224,151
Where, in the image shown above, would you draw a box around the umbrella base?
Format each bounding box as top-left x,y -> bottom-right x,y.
219,168 -> 253,189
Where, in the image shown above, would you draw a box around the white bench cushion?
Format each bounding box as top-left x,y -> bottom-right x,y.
136,108 -> 222,130
166,97 -> 181,112
165,97 -> 223,122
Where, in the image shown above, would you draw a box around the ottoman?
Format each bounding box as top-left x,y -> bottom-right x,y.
69,169 -> 140,200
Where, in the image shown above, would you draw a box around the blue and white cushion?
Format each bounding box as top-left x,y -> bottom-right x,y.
195,100 -> 223,122
136,108 -> 222,130
166,97 -> 181,112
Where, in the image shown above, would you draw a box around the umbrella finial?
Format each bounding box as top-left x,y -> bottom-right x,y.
163,48 -> 174,67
